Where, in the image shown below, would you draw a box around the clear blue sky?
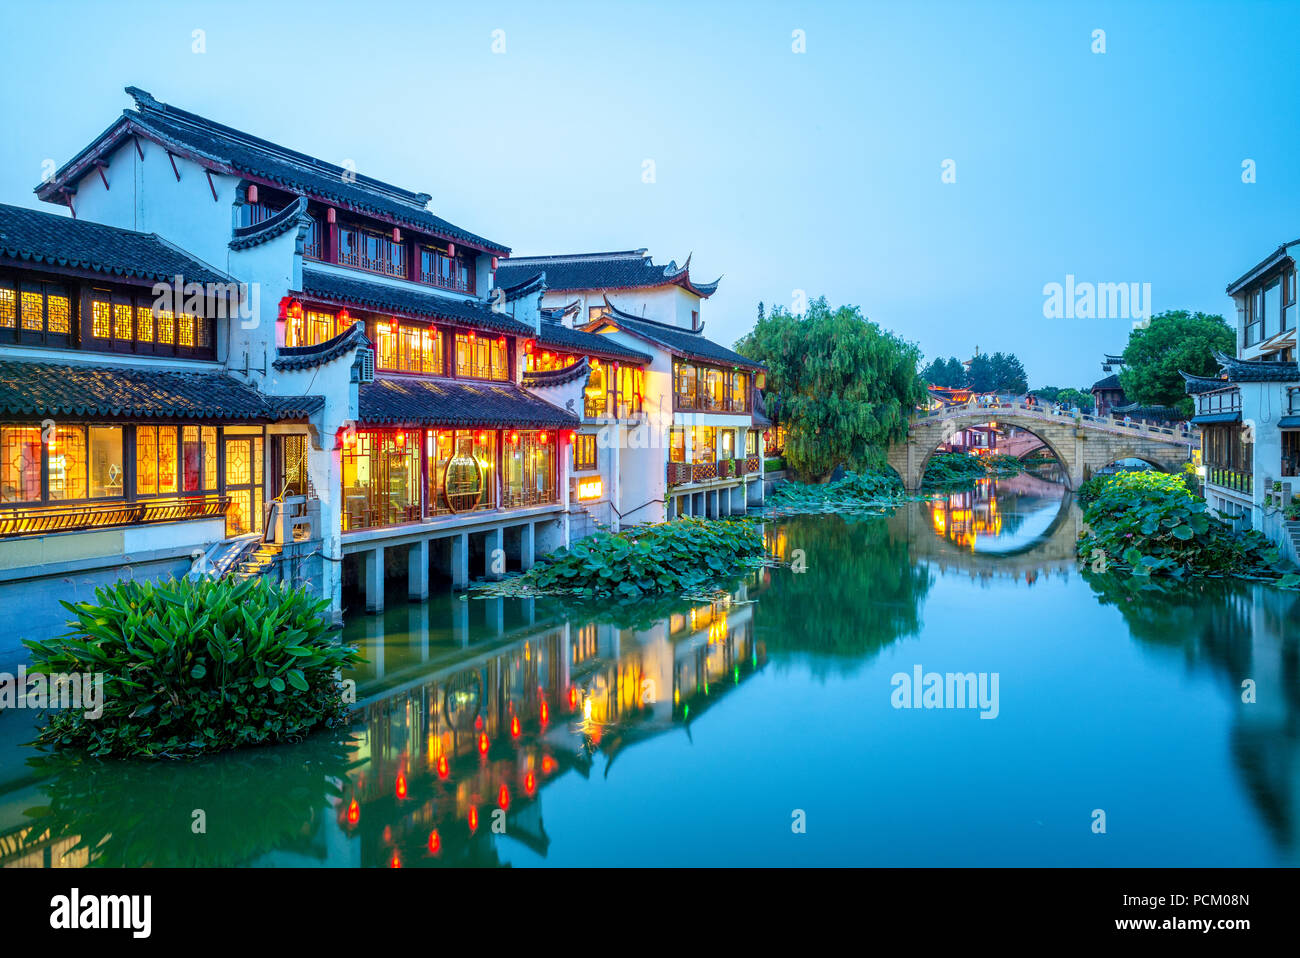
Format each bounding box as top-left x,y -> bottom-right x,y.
1,0 -> 1295,389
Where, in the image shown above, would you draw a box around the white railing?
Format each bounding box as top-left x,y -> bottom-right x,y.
913,397 -> 1198,447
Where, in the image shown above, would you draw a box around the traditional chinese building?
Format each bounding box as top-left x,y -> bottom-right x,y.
1,87 -> 592,643
494,250 -> 767,524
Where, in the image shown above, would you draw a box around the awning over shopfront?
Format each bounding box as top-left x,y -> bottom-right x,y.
1190,411 -> 1242,425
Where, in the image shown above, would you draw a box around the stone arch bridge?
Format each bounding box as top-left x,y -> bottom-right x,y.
886,399 -> 1199,492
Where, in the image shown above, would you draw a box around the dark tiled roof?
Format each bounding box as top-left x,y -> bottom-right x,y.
359,376 -> 579,428
0,360 -> 313,421
0,202 -> 231,286
1214,350 -> 1300,383
1180,370 -> 1228,395
229,196 -> 309,251
1226,242 -> 1297,295
273,321 -> 371,371
300,268 -> 532,336
38,87 -> 508,254
498,270 -> 546,303
590,297 -> 764,370
535,320 -> 652,363
495,249 -> 720,297
523,356 -> 590,389
1091,373 -> 1122,391
1191,411 -> 1242,425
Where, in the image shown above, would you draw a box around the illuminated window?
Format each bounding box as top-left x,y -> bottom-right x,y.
573,434 -> 597,471
0,426 -> 41,503
378,320 -> 444,374
286,308 -> 345,348
47,425 -> 123,501
0,287 -> 14,328
420,247 -> 474,293
339,225 -> 405,278
91,300 -> 111,338
137,425 -> 178,495
46,294 -> 70,334
454,333 -> 508,380
136,306 -> 154,342
691,426 -> 716,463
177,312 -> 196,348
21,291 -> 43,331
503,431 -> 557,507
670,427 -> 685,463
156,309 -> 175,345
113,303 -> 133,340
202,426 -> 218,489
674,362 -> 697,408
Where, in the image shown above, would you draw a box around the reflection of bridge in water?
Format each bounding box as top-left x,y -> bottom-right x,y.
896,477 -> 1083,583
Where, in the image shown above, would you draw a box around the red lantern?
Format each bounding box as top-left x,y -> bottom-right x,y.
468,330 -> 476,341
396,431 -> 406,450
326,206 -> 336,224
392,227 -> 401,243
568,431 -> 576,444
246,184 -> 259,204
287,299 -> 303,321
338,308 -> 351,327
508,431 -> 519,445
389,318 -> 399,337
447,242 -> 456,258
523,339 -> 535,354
491,256 -> 498,270
476,430 -> 488,444
538,432 -> 548,444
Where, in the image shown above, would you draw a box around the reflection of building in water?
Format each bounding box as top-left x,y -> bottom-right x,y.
929,481 -> 1001,551
334,586 -> 764,867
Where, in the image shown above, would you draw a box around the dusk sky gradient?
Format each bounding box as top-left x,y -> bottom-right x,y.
2,0 -> 1296,389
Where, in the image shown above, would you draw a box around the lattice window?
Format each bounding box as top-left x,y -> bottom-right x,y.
202,426 -> 218,489
113,303 -> 133,340
156,309 -> 175,345
0,287 -> 14,328
46,294 -> 70,334
0,426 -> 41,503
48,426 -> 88,500
21,291 -> 43,331
136,426 -> 158,495
177,313 -> 195,348
92,299 -> 111,338
157,426 -> 178,493
136,306 -> 154,342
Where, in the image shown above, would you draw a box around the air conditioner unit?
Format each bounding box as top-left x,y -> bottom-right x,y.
354,347 -> 375,384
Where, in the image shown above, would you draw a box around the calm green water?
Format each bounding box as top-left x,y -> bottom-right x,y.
1,472 -> 1297,867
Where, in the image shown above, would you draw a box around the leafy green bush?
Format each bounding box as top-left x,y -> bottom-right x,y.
522,518 -> 766,598
763,456 -> 786,472
24,577 -> 360,759
984,453 -> 1025,476
1077,471 -> 1290,582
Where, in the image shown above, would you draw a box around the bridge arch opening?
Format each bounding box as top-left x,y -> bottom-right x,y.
916,420 -> 1068,488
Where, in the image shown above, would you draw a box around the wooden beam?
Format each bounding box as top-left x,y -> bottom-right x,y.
204,169 -> 218,202
94,161 -> 109,192
133,136 -> 144,160
166,151 -> 180,181
61,188 -> 76,218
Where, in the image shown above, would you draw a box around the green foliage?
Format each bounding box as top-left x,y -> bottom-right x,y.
984,453 -> 1026,476
763,456 -> 786,472
922,356 -> 966,388
522,518 -> 766,599
1119,310 -> 1234,417
767,469 -> 904,510
734,298 -> 927,482
1077,471 -> 1288,581
921,452 -> 989,486
23,577 -> 360,759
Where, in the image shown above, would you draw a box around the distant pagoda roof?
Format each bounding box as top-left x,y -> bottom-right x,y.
495,249 -> 720,298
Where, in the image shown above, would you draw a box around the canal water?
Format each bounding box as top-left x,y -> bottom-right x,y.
1,470 -> 1296,867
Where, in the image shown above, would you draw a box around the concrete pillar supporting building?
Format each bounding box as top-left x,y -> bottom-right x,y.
363,545 -> 384,613
519,522 -> 535,570
450,533 -> 469,590
485,527 -> 504,580
407,539 -> 428,601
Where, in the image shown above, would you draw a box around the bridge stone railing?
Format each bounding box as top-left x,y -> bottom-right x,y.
912,398 -> 1198,448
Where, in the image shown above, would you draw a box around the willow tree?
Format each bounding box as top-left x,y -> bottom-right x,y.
735,298 -> 926,482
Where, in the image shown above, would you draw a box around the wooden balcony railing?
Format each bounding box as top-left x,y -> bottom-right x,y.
1208,468 -> 1253,494
743,455 -> 761,475
0,494 -> 230,538
667,458 -> 761,485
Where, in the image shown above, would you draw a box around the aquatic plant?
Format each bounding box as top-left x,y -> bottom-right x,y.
766,468 -> 904,510
24,577 -> 361,759
505,518 -> 767,599
1076,470 -> 1294,584
921,452 -> 990,486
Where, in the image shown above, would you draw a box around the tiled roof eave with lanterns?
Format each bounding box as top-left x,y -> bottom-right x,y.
0,359 -> 321,422
298,268 -> 533,337
585,296 -> 765,372
357,376 -> 579,429
273,321 -> 371,371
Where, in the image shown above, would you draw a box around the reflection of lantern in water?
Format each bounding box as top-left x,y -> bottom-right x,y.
347,799 -> 360,825
568,687 -> 579,710
428,830 -> 441,854
540,701 -> 548,725
498,784 -> 510,810
542,756 -> 556,774
437,756 -> 450,779
478,731 -> 489,755
510,715 -> 521,738
395,772 -> 407,799
390,853 -> 402,868
524,771 -> 537,796
444,435 -> 484,512
468,807 -> 479,832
